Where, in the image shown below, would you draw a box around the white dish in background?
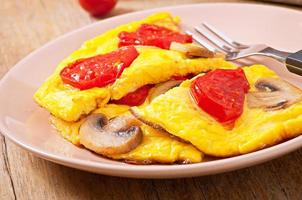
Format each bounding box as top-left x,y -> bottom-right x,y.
0,3 -> 302,178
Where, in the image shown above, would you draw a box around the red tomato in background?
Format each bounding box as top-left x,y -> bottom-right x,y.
79,0 -> 117,17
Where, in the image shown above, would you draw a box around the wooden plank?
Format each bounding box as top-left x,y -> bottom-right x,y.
6,146 -> 302,200
1,0 -> 302,199
0,136 -> 15,200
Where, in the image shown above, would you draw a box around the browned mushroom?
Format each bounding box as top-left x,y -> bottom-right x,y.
170,42 -> 218,58
79,113 -> 143,156
247,77 -> 302,110
149,80 -> 183,101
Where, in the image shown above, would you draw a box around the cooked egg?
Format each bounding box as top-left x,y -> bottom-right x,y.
132,65 -> 302,157
111,47 -> 235,100
34,12 -> 235,122
34,12 -> 179,122
51,104 -> 203,163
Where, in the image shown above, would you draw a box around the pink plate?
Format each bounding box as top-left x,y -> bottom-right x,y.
0,3 -> 302,178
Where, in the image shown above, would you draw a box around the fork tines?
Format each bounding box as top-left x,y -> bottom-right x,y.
186,22 -> 249,55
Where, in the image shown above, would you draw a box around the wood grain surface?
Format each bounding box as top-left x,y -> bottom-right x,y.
1,0 -> 302,199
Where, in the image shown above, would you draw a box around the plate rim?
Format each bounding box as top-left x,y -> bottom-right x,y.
1,2 -> 302,178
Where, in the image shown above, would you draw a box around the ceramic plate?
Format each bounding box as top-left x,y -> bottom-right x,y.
1,3 -> 302,178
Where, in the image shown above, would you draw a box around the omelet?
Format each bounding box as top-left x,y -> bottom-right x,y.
34,12 -> 235,122
111,47 -> 234,100
132,65 -> 302,157
34,12 -> 179,122
51,104 -> 203,164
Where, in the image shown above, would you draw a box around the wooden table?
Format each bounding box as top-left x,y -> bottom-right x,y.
1,0 -> 302,199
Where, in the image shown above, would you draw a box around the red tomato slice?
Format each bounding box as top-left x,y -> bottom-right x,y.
60,46 -> 139,90
112,85 -> 153,106
190,68 -> 250,123
118,24 -> 193,49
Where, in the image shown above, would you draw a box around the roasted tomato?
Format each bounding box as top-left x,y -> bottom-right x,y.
118,24 -> 193,49
60,46 -> 138,90
112,85 -> 153,106
190,68 -> 250,123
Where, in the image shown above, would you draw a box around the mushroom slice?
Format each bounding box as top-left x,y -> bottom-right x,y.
247,77 -> 302,110
170,42 -> 217,58
149,80 -> 183,101
79,113 -> 143,156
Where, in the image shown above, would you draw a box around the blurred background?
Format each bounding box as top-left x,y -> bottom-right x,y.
1,1 -> 302,200
1,0 -> 301,71
77,0 -> 302,18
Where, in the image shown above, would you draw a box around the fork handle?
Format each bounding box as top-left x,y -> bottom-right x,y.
285,50 -> 302,76
262,48 -> 302,76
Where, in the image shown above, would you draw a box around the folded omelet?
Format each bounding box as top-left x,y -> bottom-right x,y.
35,12 -> 179,122
132,65 -> 302,157
34,12 -> 235,122
111,47 -> 234,100
51,104 -> 203,164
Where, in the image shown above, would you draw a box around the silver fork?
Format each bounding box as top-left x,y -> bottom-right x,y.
185,23 -> 302,76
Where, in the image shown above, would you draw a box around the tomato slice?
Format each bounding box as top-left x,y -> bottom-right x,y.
112,85 -> 153,106
190,68 -> 250,123
60,46 -> 139,90
118,24 -> 193,49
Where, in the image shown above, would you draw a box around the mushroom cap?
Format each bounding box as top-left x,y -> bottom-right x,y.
247,78 -> 302,110
79,113 -> 143,156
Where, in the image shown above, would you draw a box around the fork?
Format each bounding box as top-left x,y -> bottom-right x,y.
185,23 -> 302,76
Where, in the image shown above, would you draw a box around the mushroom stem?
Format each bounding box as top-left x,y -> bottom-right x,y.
79,113 -> 143,156
247,78 -> 302,110
170,42 -> 218,58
